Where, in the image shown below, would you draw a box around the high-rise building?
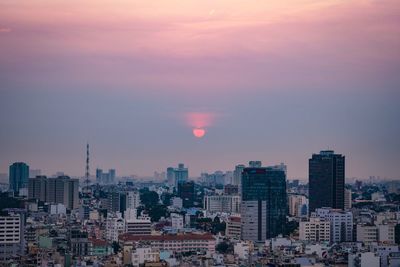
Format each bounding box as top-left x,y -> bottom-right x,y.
126,191 -> 141,210
233,164 -> 245,192
167,167 -> 175,188
166,164 -> 189,188
241,161 -> 287,242
106,190 -> 121,213
28,176 -> 47,201
96,168 -> 116,184
178,181 -> 195,208
27,176 -> 79,210
175,163 -> 188,187
309,150 -> 345,213
9,162 -> 29,193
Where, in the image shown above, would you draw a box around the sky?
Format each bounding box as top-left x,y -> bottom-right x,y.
0,0 -> 399,180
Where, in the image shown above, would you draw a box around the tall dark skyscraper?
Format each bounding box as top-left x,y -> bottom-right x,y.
9,162 -> 29,193
241,161 -> 287,242
309,150 -> 345,213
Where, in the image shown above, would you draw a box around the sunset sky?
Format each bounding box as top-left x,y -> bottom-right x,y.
0,0 -> 399,179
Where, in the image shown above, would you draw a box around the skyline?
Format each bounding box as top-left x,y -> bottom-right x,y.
1,0 -> 399,179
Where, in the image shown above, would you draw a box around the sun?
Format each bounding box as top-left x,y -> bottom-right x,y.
193,128 -> 205,138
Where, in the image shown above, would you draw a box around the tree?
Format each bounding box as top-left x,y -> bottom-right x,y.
112,241 -> 120,254
148,204 -> 168,222
216,241 -> 233,254
140,189 -> 159,209
161,192 -> 174,206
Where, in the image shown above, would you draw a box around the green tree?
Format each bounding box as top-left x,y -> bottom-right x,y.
216,241 -> 233,254
148,204 -> 168,222
140,189 -> 159,209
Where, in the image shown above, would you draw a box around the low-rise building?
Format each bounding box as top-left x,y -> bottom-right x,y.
203,195 -> 241,214
226,216 -> 241,239
299,217 -> 330,242
119,233 -> 215,254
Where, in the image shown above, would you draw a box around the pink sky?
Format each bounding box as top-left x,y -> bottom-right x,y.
0,0 -> 399,178
1,0 -> 399,94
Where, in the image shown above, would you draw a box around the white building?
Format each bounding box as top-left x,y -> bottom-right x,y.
120,233 -> 215,254
348,252 -> 380,267
126,191 -> 141,210
106,213 -> 126,242
0,214 -> 23,261
50,203 -> 66,215
315,208 -> 353,243
125,217 -> 152,235
357,224 -> 396,244
171,197 -> 183,209
203,195 -> 241,214
131,247 -> 160,267
234,241 -> 253,260
299,217 -> 331,242
171,213 -> 184,230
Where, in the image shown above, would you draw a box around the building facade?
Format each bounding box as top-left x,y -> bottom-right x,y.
9,162 -> 29,193
309,150 -> 345,213
204,195 -> 241,214
299,217 -> 331,242
28,176 -> 79,210
241,161 -> 287,242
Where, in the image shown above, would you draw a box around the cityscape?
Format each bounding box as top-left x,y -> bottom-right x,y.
1,148 -> 400,266
1,0 -> 400,267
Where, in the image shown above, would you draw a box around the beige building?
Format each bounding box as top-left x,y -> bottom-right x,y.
299,217 -> 330,242
226,216 -> 241,239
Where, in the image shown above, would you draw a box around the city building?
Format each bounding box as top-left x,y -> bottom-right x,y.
28,175 -> 47,201
166,167 -> 175,188
344,188 -> 352,210
224,184 -> 239,195
348,252 -> 380,267
106,190 -> 121,213
69,229 -> 90,256
177,181 -> 195,208
288,194 -> 308,218
357,224 -> 396,244
9,162 -> 29,193
241,161 -> 287,242
169,197 -> 182,209
233,164 -> 245,189
126,191 -> 141,210
28,176 -> 79,210
167,164 -> 188,188
309,150 -> 345,212
171,213 -> 184,230
226,216 -> 241,239
125,218 -> 152,235
96,168 -> 116,184
299,217 -> 331,242
315,208 -> 353,243
131,247 -> 160,267
119,233 -> 215,254
0,213 -> 24,261
203,195 -> 241,214
106,213 -> 126,242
